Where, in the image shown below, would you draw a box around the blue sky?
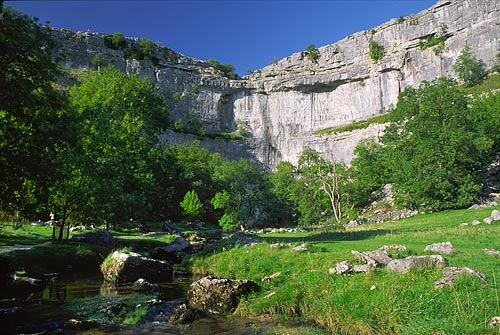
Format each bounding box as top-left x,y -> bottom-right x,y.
7,0 -> 436,75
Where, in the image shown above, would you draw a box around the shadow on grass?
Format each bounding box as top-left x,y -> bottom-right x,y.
260,229 -> 396,245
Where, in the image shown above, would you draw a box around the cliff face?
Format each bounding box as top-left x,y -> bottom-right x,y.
51,0 -> 500,168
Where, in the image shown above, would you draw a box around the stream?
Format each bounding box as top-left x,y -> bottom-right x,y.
1,272 -> 277,335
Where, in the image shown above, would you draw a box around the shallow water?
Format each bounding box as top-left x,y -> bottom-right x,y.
2,272 -> 276,335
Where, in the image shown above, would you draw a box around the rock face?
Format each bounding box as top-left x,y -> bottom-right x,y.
185,275 -> 259,316
101,251 -> 172,283
50,0 -> 500,168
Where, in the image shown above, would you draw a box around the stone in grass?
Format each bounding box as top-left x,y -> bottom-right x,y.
424,241 -> 456,255
132,278 -> 160,293
472,220 -> 481,226
292,243 -> 308,252
387,255 -> 446,274
490,316 -> 500,328
433,267 -> 487,289
352,249 -> 392,267
491,210 -> 500,221
330,260 -> 353,275
483,248 -> 500,256
483,217 -> 492,224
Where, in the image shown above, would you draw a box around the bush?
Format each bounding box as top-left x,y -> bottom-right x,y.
104,32 -> 126,50
303,44 -> 319,62
453,45 -> 484,87
369,40 -> 384,62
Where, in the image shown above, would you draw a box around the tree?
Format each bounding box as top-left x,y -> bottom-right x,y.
211,159 -> 276,231
303,44 -> 319,62
295,148 -> 352,225
66,66 -> 168,228
180,190 -> 203,221
453,45 -> 484,87
0,7 -> 71,217
381,77 -> 491,210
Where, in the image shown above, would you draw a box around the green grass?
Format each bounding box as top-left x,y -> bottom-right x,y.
314,113 -> 394,136
465,73 -> 500,96
0,222 -> 53,246
188,206 -> 500,334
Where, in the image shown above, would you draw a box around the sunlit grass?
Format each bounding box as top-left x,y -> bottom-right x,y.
189,206 -> 500,334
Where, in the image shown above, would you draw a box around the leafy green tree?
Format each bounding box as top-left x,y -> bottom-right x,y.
0,7 -> 71,217
295,148 -> 353,225
453,45 -> 484,87
139,37 -> 155,58
269,161 -> 298,225
180,190 -> 203,221
211,159 -> 276,231
67,66 -> 168,227
381,77 -> 491,210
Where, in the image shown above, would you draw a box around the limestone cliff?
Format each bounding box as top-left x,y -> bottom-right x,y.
51,0 -> 500,169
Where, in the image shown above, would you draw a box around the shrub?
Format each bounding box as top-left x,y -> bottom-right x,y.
453,45 -> 485,87
369,40 -> 384,62
303,44 -> 319,62
104,32 -> 126,50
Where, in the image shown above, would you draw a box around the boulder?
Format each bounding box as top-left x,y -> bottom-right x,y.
424,242 -> 456,255
7,273 -> 45,296
132,278 -> 160,292
387,255 -> 446,274
162,220 -> 181,234
472,220 -> 481,226
292,243 -> 308,252
101,251 -> 172,284
433,267 -> 487,289
491,210 -> 500,221
379,244 -> 406,252
186,275 -> 259,316
169,303 -> 203,324
353,264 -> 373,273
96,301 -> 124,317
71,229 -> 115,246
352,249 -> 392,267
331,260 -> 353,275
152,236 -> 193,263
490,316 -> 500,328
484,217 -> 492,224
483,248 -> 500,256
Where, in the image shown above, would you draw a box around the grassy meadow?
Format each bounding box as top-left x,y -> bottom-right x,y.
189,206 -> 500,334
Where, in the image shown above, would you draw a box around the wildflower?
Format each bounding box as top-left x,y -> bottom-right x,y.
321,289 -> 329,295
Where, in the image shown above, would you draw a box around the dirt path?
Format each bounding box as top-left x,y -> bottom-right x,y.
0,241 -> 52,254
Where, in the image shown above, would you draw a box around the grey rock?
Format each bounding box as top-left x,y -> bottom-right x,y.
71,228 -> 115,246
333,260 -> 353,275
101,251 -> 172,284
169,303 -> 203,324
483,248 -> 500,256
433,267 -> 487,289
352,249 -> 392,267
186,275 -> 259,315
379,244 -> 406,252
152,236 -> 193,263
96,301 -> 124,317
472,220 -> 481,226
490,316 -> 500,327
132,278 -> 160,292
484,217 -> 492,224
292,243 -> 308,252
353,264 -> 374,273
424,242 -> 456,255
387,255 -> 446,274
459,222 -> 469,227
7,273 -> 45,296
491,210 -> 500,221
